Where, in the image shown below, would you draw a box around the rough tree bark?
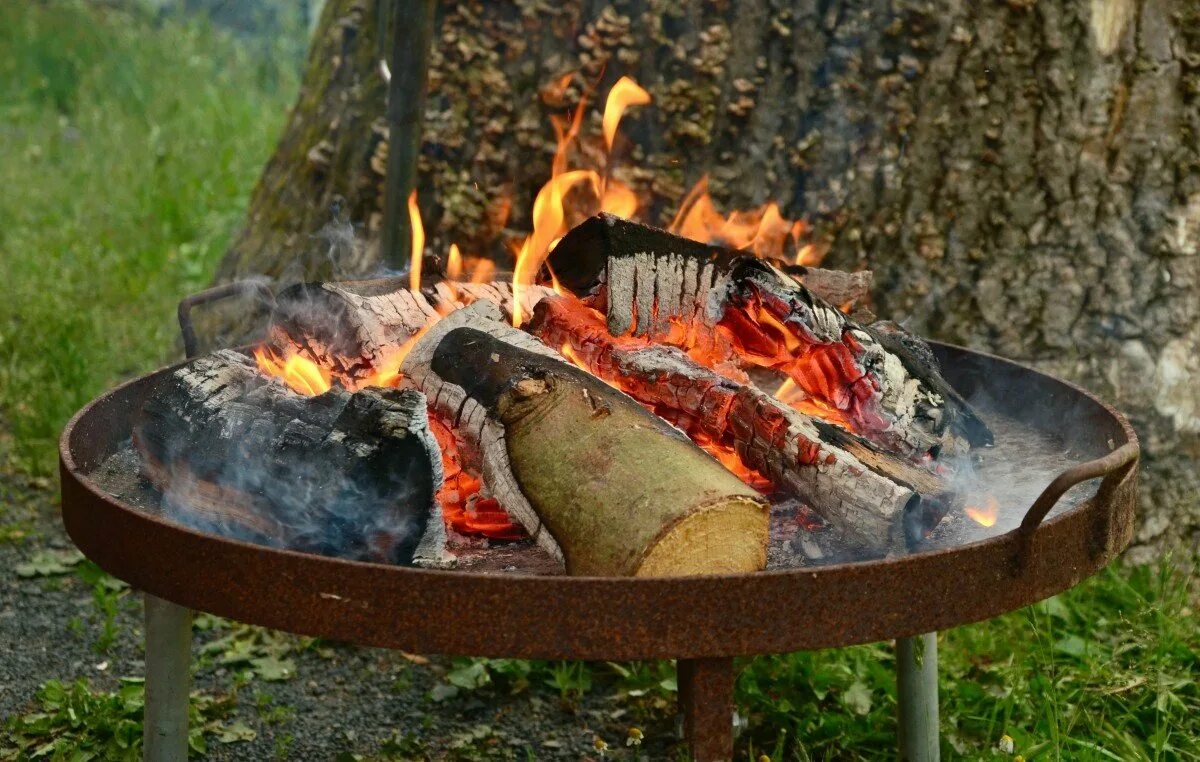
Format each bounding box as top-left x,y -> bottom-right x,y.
214,0 -> 1199,558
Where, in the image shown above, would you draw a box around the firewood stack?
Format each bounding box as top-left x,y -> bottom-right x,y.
138,214 -> 993,576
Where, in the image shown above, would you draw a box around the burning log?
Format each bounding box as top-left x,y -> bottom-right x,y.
531,296 -> 951,552
268,277 -> 552,385
268,277 -> 438,382
546,213 -> 992,459
400,302 -> 770,577
133,349 -> 443,565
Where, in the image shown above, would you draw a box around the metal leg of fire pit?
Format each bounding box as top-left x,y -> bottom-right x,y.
896,633 -> 939,762
144,595 -> 192,762
678,657 -> 735,762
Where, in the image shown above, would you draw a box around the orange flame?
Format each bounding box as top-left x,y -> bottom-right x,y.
446,243 -> 463,280
670,176 -> 809,262
600,177 -> 639,219
965,497 -> 999,528
408,190 -> 424,292
254,346 -> 332,396
774,377 -> 803,404
512,77 -> 654,326
468,257 -> 495,284
795,243 -> 818,267
512,169 -> 600,325
602,76 -> 651,151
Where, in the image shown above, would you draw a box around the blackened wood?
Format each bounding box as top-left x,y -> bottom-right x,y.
731,261 -> 992,454
134,349 -> 442,564
783,264 -> 873,309
270,278 -> 438,381
547,212 -> 871,318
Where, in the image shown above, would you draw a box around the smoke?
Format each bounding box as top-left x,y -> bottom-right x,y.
913,360 -> 1107,551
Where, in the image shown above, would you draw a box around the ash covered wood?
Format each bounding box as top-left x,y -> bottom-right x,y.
783,264 -> 873,310
531,296 -> 951,552
134,349 -> 443,564
547,213 -> 991,458
269,278 -> 552,383
400,302 -> 769,577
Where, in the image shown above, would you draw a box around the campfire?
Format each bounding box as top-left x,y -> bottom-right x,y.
132,77 -> 1001,577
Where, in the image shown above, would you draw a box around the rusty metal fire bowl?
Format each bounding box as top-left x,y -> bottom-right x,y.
59,343 -> 1138,762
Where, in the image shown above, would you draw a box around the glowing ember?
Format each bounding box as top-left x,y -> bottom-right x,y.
429,416 -> 524,539
253,346 -> 332,396
965,497 -> 999,527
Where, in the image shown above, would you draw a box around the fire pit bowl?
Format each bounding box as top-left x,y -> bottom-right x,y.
60,344 -> 1137,761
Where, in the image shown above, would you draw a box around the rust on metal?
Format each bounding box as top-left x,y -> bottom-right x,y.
59,343 -> 1138,661
679,657 -> 736,762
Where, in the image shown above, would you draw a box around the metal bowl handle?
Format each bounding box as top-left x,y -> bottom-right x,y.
178,280 -> 276,359
1013,441 -> 1139,567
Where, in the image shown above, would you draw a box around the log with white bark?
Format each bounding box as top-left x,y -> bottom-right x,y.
530,296 -> 952,552
269,278 -> 553,384
546,213 -> 992,459
133,349 -> 444,564
399,302 -> 770,577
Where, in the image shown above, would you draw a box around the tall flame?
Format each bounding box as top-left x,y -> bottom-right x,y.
512,77 -> 652,326
512,169 -> 601,326
408,190 -> 424,292
602,76 -> 651,151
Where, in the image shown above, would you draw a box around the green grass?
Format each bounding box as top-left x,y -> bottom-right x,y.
735,561 -> 1199,760
0,0 -> 297,475
1,3 -> 1197,761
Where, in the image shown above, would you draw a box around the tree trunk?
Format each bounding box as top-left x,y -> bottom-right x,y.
215,0 -> 1200,558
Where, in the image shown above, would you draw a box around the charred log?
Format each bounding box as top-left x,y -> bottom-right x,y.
400,302 -> 769,577
545,213 -> 868,325
548,213 -> 991,459
134,349 -> 443,564
530,296 -> 950,552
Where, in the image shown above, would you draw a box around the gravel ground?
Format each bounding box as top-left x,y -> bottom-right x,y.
0,431 -> 681,760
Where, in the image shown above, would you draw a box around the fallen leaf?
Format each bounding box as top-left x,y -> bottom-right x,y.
218,721 -> 257,743
15,549 -> 83,578
842,681 -> 872,715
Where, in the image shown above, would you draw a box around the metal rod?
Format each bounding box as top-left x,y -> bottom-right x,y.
176,280 -> 276,359
144,595 -> 192,762
678,657 -> 735,762
897,633 -> 940,762
380,0 -> 437,271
